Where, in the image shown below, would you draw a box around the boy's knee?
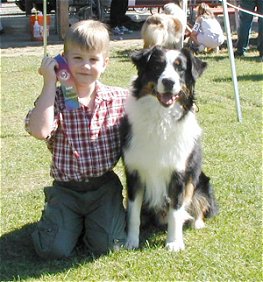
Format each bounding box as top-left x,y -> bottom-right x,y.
85,233 -> 126,257
32,221 -> 75,259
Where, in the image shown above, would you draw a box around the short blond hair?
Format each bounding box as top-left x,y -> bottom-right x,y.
64,20 -> 110,57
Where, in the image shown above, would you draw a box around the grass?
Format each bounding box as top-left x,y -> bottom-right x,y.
1,43 -> 262,281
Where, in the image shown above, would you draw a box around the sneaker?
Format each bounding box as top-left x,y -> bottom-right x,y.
112,26 -> 124,35
119,25 -> 133,34
198,44 -> 205,52
189,43 -> 199,53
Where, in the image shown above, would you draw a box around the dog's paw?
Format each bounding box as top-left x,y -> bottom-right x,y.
194,218 -> 205,229
125,237 -> 139,250
165,241 -> 185,252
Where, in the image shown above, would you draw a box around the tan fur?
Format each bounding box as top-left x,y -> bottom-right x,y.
184,181 -> 194,206
141,4 -> 186,49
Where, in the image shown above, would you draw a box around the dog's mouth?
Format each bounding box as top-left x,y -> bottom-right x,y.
154,90 -> 180,107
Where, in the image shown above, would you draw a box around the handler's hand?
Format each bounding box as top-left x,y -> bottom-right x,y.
38,56 -> 58,83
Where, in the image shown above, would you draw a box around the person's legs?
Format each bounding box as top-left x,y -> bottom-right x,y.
256,0 -> 263,56
110,0 -> 127,28
235,0 -> 255,55
32,185 -> 83,259
83,172 -> 127,257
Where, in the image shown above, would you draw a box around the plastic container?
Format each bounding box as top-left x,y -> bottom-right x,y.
30,14 -> 51,41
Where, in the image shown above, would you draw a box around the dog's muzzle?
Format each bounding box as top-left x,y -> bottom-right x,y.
153,78 -> 180,107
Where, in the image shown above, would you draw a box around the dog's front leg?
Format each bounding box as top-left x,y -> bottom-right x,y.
166,205 -> 192,251
126,188 -> 144,249
166,182 -> 194,251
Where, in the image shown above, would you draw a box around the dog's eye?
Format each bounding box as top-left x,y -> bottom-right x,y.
174,59 -> 184,71
152,64 -> 162,72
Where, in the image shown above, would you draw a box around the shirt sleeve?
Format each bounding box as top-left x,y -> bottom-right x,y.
192,22 -> 201,33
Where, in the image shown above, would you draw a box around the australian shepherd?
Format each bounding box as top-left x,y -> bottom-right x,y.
141,3 -> 187,49
121,46 -> 218,252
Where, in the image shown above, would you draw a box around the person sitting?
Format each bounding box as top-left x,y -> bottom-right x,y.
190,2 -> 225,52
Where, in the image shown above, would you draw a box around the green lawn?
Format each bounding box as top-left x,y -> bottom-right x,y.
1,43 -> 262,281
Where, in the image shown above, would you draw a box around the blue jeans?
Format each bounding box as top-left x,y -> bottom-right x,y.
236,0 -> 263,55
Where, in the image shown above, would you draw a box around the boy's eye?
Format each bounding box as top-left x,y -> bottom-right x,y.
90,57 -> 99,62
73,56 -> 82,60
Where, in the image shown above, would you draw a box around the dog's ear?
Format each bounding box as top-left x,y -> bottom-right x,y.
172,18 -> 183,41
181,47 -> 207,80
131,48 -> 153,73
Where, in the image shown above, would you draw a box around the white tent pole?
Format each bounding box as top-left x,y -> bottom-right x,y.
221,0 -> 242,122
181,0 -> 187,48
43,0 -> 47,56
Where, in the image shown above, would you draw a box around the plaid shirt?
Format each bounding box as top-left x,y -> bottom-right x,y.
25,81 -> 129,181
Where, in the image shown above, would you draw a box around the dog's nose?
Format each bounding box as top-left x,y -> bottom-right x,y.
162,78 -> 174,91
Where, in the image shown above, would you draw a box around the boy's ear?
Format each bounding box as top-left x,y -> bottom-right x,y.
102,57 -> 109,73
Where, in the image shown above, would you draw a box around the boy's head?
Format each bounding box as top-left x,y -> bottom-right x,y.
64,20 -> 110,58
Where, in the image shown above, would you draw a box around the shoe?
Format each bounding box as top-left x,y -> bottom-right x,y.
234,51 -> 245,57
112,26 -> 124,35
198,44 -> 205,52
119,26 -> 133,34
189,43 -> 199,53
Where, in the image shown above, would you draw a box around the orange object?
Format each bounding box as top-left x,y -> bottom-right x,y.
30,14 -> 51,41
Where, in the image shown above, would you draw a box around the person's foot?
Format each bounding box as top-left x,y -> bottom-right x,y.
112,26 -> 124,35
234,50 -> 245,57
119,26 -> 133,34
258,53 -> 263,62
189,43 -> 199,53
198,44 -> 205,52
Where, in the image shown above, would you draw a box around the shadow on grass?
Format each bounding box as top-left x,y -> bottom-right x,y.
0,223 -> 94,281
0,221 -> 165,280
111,49 -> 141,63
213,73 -> 263,83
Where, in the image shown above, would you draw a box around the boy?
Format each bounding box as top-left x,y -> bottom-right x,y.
25,20 -> 128,259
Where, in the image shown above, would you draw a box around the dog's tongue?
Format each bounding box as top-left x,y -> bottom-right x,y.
157,93 -> 178,106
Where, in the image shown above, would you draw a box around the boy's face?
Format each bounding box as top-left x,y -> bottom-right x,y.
65,45 -> 108,87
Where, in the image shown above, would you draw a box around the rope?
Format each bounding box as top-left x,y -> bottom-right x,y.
218,0 -> 263,18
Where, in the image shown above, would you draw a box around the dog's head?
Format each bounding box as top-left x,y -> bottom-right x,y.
131,46 -> 207,116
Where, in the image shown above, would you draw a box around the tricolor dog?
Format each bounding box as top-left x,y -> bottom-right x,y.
121,46 -> 218,251
141,3 -> 186,49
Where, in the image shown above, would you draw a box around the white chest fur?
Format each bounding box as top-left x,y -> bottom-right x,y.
124,95 -> 202,208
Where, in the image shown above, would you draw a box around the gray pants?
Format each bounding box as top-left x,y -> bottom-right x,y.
32,171 -> 127,259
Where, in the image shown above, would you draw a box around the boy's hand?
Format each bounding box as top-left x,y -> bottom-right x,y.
38,56 -> 58,84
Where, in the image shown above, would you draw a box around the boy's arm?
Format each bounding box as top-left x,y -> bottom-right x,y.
27,56 -> 58,140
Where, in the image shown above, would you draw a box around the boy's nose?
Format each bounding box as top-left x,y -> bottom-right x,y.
82,60 -> 91,69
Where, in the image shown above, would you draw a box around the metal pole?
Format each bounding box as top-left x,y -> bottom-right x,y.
221,0 -> 242,122
43,0 -> 47,56
181,0 -> 188,48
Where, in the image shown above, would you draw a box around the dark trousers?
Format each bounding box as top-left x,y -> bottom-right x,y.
110,0 -> 128,27
236,0 -> 263,55
32,171 -> 127,259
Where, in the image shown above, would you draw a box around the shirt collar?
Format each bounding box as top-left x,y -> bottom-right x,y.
95,81 -> 112,102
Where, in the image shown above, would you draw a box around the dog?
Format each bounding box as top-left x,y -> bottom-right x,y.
141,3 -> 186,49
121,46 -> 218,252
